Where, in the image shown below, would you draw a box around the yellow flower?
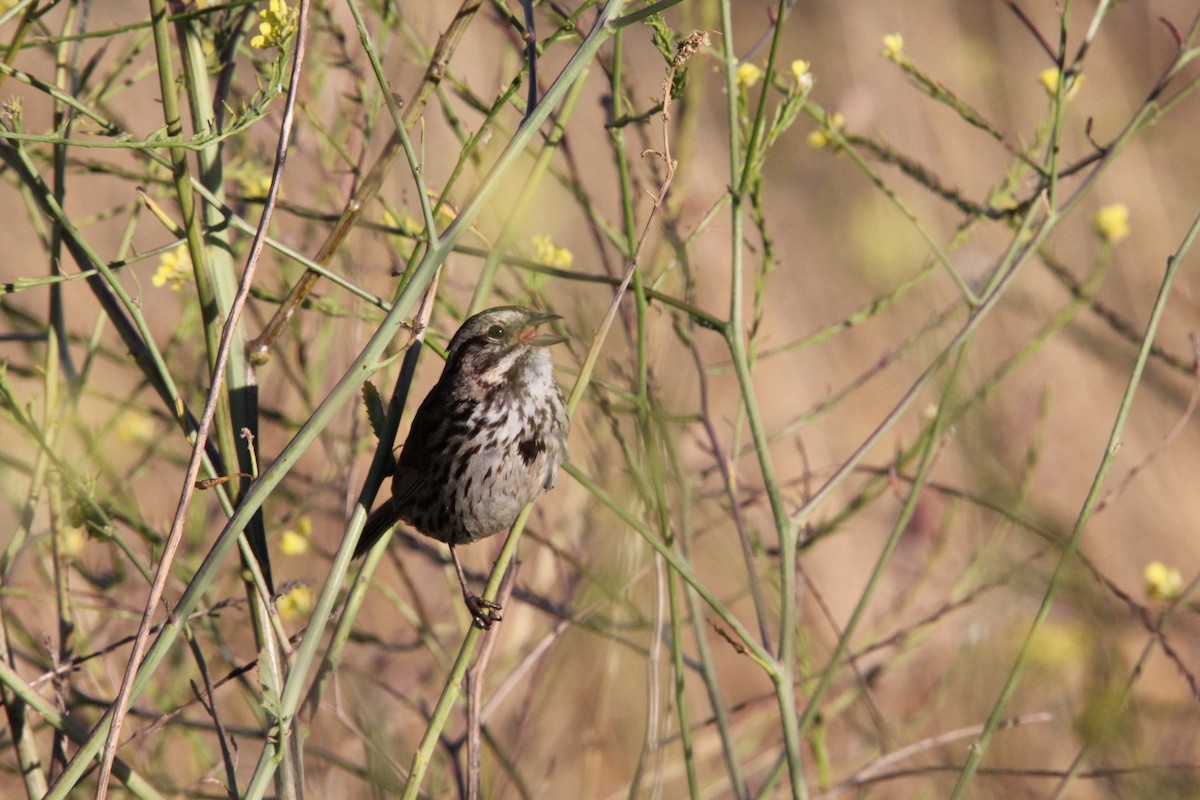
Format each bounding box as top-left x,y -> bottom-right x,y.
280,516 -> 311,556
152,244 -> 193,291
791,60 -> 813,92
1094,204 -> 1130,244
736,62 -> 762,89
881,33 -> 904,62
277,585 -> 314,621
227,159 -> 274,199
1025,619 -> 1088,671
530,235 -> 573,269
807,111 -> 844,151
1145,561 -> 1183,601
115,411 -> 156,444
60,526 -> 87,558
1038,67 -> 1084,100
251,0 -> 298,50
280,529 -> 308,556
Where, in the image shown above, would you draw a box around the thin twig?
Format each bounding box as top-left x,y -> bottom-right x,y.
89,1 -> 310,795
184,631 -> 239,800
1094,334 -> 1200,513
813,713 -> 1056,799
465,560 -> 517,800
247,0 -> 485,364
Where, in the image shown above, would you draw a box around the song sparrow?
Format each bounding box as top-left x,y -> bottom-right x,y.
356,306 -> 569,628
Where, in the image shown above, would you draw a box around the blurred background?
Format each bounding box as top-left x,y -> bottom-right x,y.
1,0 -> 1199,797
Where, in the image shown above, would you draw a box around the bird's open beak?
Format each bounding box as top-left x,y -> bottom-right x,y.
520,312 -> 566,346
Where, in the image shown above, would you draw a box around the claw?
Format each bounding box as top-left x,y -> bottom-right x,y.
450,544 -> 504,628
464,594 -> 503,629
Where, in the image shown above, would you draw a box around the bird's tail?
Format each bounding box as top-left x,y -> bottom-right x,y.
355,500 -> 398,558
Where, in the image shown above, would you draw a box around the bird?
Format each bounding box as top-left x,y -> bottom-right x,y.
355,306 -> 570,628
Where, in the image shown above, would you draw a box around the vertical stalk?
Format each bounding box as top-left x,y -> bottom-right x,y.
719,0 -> 803,795
172,9 -> 291,795
467,73 -> 589,314
46,0 -> 81,780
950,209 -> 1200,797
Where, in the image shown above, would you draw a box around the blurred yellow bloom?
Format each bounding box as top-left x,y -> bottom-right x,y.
115,411 -> 156,444
277,585 -> 314,621
1026,619 -> 1088,671
881,33 -> 904,62
1038,67 -> 1084,100
1145,561 -> 1182,601
152,245 -> 193,291
60,526 -> 87,558
791,59 -> 813,92
736,62 -> 762,89
280,516 -> 311,556
807,111 -> 844,150
531,235 -> 573,269
1094,204 -> 1130,244
227,159 -> 274,199
251,0 -> 298,50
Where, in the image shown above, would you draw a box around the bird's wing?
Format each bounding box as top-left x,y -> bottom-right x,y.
388,376 -> 452,504
390,462 -> 431,508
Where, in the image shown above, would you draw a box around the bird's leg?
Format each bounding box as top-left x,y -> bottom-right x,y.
450,544 -> 502,629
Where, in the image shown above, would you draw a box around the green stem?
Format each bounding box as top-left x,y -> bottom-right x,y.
240,5 -> 629,797
567,463 -> 773,669
950,208 -> 1200,797
0,656 -> 166,800
719,0 -> 803,794
467,70 -> 589,313
798,345 -> 969,738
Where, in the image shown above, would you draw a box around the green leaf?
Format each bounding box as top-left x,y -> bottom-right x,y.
362,380 -> 387,444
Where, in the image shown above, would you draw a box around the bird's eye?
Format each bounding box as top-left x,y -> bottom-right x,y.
486,324 -> 506,340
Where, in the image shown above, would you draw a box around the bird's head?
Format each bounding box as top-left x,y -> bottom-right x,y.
443,306 -> 565,388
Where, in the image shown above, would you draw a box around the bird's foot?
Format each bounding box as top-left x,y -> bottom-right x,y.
464,593 -> 503,629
